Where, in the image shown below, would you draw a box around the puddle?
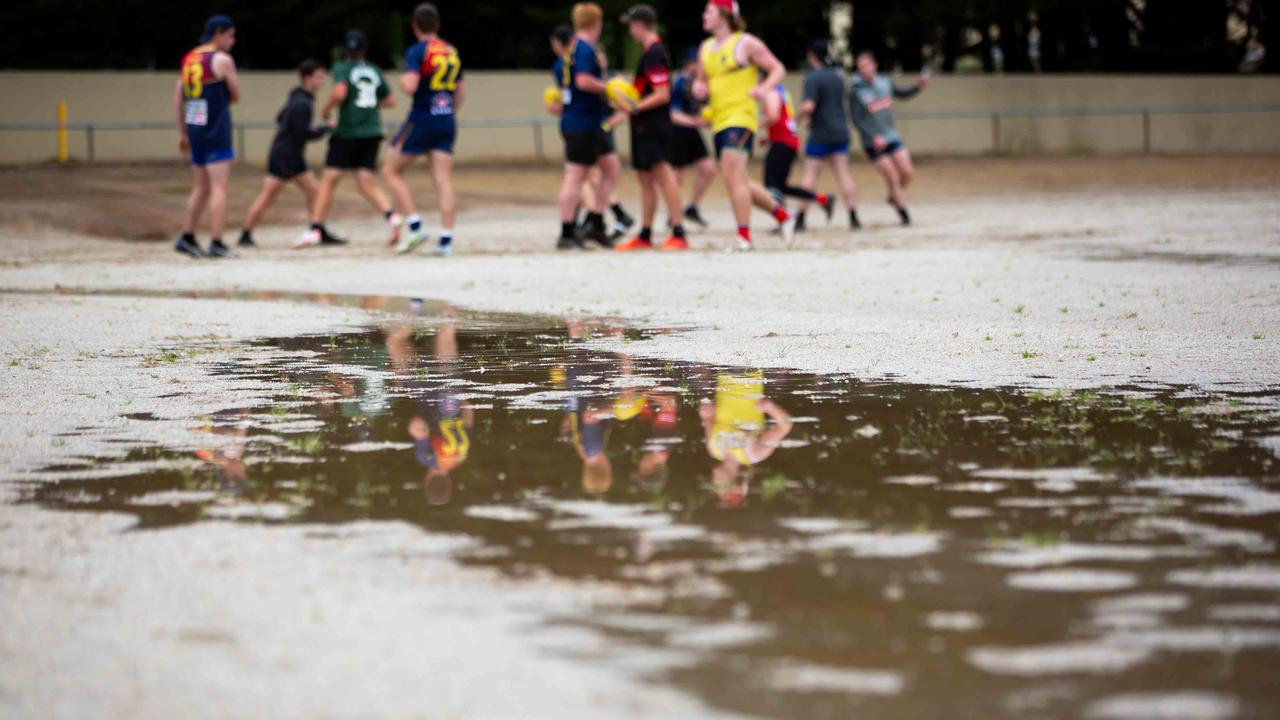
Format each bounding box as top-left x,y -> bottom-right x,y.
15,299 -> 1280,719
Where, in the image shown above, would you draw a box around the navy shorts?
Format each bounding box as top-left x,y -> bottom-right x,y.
713,127 -> 754,160
392,111 -> 457,156
805,141 -> 850,159
865,140 -> 904,161
188,125 -> 235,166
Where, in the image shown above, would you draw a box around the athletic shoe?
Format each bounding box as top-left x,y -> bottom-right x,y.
434,241 -> 453,257
614,236 -> 653,252
583,219 -> 613,249
613,207 -> 635,232
292,229 -> 321,249
660,236 -> 689,251
557,235 -> 588,251
207,239 -> 238,259
174,235 -> 205,258
319,227 -> 347,246
387,213 -> 404,246
780,214 -> 797,249
794,212 -> 807,233
237,230 -> 256,248
396,226 -> 429,255
850,210 -> 863,230
821,196 -> 835,223
897,205 -> 912,226
732,237 -> 755,253
683,205 -> 708,228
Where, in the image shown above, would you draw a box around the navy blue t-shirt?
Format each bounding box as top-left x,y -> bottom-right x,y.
559,38 -> 607,134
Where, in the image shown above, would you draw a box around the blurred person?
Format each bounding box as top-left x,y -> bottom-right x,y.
696,0 -> 795,251
555,3 -> 623,250
238,60 -> 332,250
849,50 -> 928,226
759,82 -> 836,245
546,24 -> 634,239
174,15 -> 240,258
796,39 -> 859,231
699,371 -> 792,508
668,48 -> 716,229
301,30 -> 400,249
612,5 -> 689,252
384,3 -> 465,256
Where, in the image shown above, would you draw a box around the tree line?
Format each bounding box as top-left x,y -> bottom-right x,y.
3,0 -> 1274,73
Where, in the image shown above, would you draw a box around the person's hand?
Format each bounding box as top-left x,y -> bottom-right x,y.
692,79 -> 709,101
178,135 -> 189,155
748,85 -> 768,101
873,135 -> 887,151
918,74 -> 930,89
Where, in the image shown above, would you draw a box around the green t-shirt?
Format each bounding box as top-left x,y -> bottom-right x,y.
332,60 -> 390,140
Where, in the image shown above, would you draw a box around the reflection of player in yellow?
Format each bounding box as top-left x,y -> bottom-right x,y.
699,371 -> 792,507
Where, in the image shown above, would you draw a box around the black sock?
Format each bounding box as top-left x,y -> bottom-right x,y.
796,210 -> 806,225
310,222 -> 323,232
182,232 -> 196,242
561,221 -> 576,239
639,227 -> 652,241
586,212 -> 604,228
673,225 -> 686,238
211,237 -> 224,246
611,203 -> 626,218
383,210 -> 393,221
850,210 -> 861,228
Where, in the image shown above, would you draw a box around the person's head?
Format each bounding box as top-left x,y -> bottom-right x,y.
550,23 -> 573,57
856,50 -> 879,79
572,2 -> 604,41
682,46 -> 699,72
807,39 -> 831,69
298,59 -> 327,93
412,3 -> 440,38
703,0 -> 745,34
343,29 -> 368,60
621,4 -> 658,45
201,15 -> 236,52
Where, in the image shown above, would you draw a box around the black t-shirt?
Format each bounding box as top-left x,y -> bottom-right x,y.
632,39 -> 673,137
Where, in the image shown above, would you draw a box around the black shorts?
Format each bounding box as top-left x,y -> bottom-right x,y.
763,143 -> 798,191
267,152 -> 307,181
563,128 -> 616,166
326,137 -> 382,171
631,129 -> 672,171
865,140 -> 904,161
713,127 -> 754,160
669,127 -> 709,168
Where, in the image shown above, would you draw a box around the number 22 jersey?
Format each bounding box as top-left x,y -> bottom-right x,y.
405,38 -> 464,119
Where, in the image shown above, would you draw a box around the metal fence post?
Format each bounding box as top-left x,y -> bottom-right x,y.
237,124 -> 247,163
991,113 -> 1001,154
87,125 -> 95,163
1142,110 -> 1151,155
57,101 -> 69,163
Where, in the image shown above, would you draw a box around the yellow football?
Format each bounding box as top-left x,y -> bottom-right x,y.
543,85 -> 561,107
606,77 -> 640,109
613,394 -> 645,421
701,106 -> 714,122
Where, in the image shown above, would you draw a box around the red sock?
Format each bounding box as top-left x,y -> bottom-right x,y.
772,206 -> 790,224
816,192 -> 830,204
737,225 -> 751,242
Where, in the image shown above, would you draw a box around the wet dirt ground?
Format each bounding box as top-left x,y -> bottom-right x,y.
11,298 -> 1280,719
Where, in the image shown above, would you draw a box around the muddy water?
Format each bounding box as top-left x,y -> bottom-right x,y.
23,299 -> 1280,719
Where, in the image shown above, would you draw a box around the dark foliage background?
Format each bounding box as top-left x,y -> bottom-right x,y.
2,0 -> 1273,73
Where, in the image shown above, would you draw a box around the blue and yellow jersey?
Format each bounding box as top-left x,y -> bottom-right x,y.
559,37 -> 608,133
405,37 -> 464,116
179,44 -> 231,136
414,393 -> 470,472
707,372 -> 766,465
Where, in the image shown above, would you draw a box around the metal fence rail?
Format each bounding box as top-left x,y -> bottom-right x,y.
2,103 -> 1278,162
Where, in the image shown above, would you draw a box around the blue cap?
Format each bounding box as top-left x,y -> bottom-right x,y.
201,15 -> 235,42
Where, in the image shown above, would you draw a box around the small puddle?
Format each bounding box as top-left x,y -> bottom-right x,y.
17,297 -> 1280,719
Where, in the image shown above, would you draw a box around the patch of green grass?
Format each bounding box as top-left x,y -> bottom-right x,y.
1012,331 -> 1025,338
1253,333 -> 1265,340
1013,305 -> 1025,315
1087,355 -> 1097,362
1020,350 -> 1039,359
6,358 -> 20,367
1059,307 -> 1069,314
983,335 -> 993,342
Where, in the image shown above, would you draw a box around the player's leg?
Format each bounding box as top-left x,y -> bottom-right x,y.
204,160 -> 235,256
382,144 -> 417,218
176,165 -> 211,257
796,156 -> 825,231
582,149 -> 621,248
428,149 -> 456,255
829,152 -> 861,229
890,146 -> 915,188
652,161 -> 688,250
352,169 -> 401,246
617,170 -> 657,251
311,169 -> 342,229
718,141 -> 756,250
241,174 -> 285,235
873,155 -> 909,225
558,161 -> 591,249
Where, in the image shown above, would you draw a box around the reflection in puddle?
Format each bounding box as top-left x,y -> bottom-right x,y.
20,299 -> 1280,719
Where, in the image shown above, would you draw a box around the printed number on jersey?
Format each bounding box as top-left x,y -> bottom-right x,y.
429,52 -> 462,91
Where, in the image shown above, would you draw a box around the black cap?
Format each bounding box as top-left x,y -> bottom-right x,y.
809,39 -> 833,64
620,4 -> 657,26
344,29 -> 368,55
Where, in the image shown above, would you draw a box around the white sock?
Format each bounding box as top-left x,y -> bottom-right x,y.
408,214 -> 422,231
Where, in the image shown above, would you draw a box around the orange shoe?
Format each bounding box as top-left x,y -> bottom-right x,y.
614,236 -> 654,252
659,236 -> 689,251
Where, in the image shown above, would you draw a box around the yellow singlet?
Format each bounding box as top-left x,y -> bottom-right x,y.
699,33 -> 759,135
708,371 -> 766,464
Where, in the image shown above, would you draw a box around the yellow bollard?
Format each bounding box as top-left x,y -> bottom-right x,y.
57,100 -> 68,163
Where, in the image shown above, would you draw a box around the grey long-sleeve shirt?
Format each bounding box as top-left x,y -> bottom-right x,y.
848,74 -> 921,148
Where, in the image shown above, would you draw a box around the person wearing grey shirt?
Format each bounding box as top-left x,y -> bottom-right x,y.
849,50 -> 928,225
797,40 -> 860,231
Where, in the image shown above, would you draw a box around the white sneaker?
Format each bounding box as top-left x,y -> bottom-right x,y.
292,229 -> 321,249
387,213 -> 403,246
731,237 -> 755,253
395,225 -> 428,255
780,214 -> 797,249
434,241 -> 454,257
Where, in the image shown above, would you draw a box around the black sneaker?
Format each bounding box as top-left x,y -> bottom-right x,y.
175,235 -> 205,258
896,205 -> 912,226
850,210 -> 862,230
821,196 -> 835,223
683,205 -> 708,229
319,227 -> 348,246
557,235 -> 588,251
613,207 -> 635,232
207,239 -> 238,258
794,213 -> 807,233
583,219 -> 613,249
237,230 -> 256,248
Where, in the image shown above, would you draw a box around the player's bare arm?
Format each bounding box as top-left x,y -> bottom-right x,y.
401,71 -> 421,96
213,53 -> 240,103
173,79 -> 189,153
321,83 -> 348,120
740,35 -> 784,100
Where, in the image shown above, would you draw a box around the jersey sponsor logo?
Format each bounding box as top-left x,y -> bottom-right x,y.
430,91 -> 455,116
184,99 -> 209,126
868,97 -> 893,113
647,71 -> 669,85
